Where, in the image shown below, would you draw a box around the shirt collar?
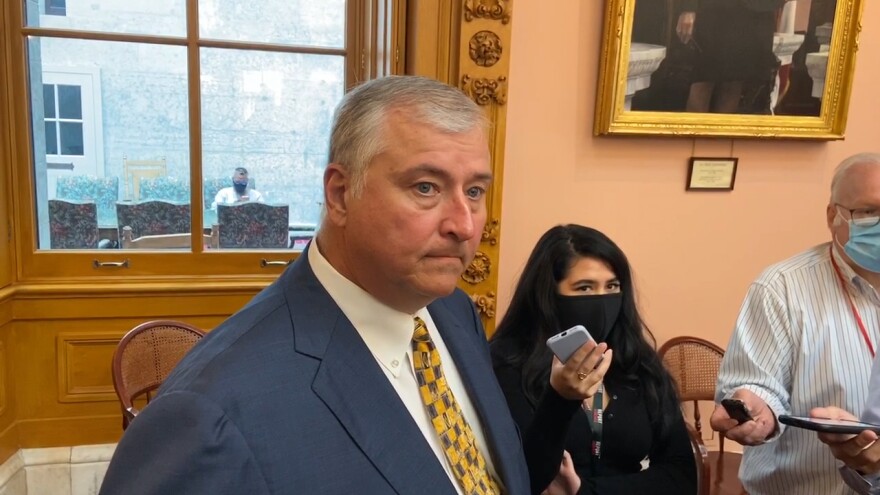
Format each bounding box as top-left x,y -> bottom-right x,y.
307,240 -> 419,378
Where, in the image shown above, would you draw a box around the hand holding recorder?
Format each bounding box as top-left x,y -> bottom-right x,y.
546,325 -> 612,401
710,389 -> 778,446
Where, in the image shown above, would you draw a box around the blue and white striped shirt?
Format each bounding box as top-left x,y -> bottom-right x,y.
717,242 -> 880,495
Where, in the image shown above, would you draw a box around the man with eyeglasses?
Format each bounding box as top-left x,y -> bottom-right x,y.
710,152 -> 880,495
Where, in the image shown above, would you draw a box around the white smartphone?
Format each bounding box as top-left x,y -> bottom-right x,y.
546,325 -> 594,363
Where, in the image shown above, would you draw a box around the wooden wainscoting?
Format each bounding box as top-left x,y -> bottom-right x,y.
0,280 -> 269,461
0,288 -> 17,464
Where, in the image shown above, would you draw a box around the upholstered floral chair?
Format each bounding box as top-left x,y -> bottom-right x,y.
49,199 -> 99,249
139,177 -> 190,203
56,175 -> 119,227
115,200 -> 191,240
217,203 -> 289,249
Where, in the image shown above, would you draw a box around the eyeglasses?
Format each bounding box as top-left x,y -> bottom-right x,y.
836,204 -> 880,227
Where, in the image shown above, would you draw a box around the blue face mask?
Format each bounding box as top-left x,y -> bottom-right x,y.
842,219 -> 880,273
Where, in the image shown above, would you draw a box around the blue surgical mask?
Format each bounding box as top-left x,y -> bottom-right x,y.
841,216 -> 880,273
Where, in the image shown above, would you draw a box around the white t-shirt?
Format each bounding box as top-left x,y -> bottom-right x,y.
211,187 -> 264,209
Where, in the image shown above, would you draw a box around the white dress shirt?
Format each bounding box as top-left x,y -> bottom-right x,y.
307,241 -> 500,494
717,242 -> 880,495
211,187 -> 264,209
842,337 -> 880,494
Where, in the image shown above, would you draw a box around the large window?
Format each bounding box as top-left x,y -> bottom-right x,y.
8,0 -> 399,278
44,0 -> 65,17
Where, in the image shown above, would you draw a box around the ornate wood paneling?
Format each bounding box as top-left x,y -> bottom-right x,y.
56,333 -> 119,403
0,342 -> 6,416
0,305 -> 15,465
458,0 -> 512,336
407,1 -> 513,334
7,294 -> 245,450
0,0 -> 12,292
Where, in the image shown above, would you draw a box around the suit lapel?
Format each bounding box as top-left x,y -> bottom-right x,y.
284,254 -> 455,495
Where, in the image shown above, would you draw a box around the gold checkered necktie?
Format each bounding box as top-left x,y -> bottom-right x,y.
411,316 -> 501,495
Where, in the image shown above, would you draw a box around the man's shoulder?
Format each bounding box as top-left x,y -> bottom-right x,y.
159,282 -> 292,396
754,243 -> 831,285
432,287 -> 477,317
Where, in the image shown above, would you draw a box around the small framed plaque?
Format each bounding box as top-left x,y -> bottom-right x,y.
686,157 -> 738,191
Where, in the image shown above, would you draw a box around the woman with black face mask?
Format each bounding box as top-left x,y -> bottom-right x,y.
490,225 -> 696,495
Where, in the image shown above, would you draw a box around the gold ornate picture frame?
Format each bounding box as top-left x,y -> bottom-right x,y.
594,0 -> 864,140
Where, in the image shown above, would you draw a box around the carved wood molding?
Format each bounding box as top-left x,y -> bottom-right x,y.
481,218 -> 499,245
469,30 -> 502,67
470,291 -> 497,319
461,75 -> 508,106
462,251 -> 491,285
464,0 -> 512,24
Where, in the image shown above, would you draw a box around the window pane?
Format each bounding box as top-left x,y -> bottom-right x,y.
26,0 -> 185,37
199,0 -> 346,48
46,0 -> 66,16
43,84 -> 55,118
57,85 -> 82,119
28,37 -> 191,250
201,48 -> 342,250
59,122 -> 83,155
44,122 -> 58,155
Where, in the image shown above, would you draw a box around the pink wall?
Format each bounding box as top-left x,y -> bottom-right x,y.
499,1 -> 878,349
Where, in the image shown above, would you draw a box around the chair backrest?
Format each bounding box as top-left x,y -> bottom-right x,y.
138,176 -> 190,203
111,320 -> 205,429
120,225 -> 219,249
203,177 -> 256,209
123,156 -> 167,200
217,203 -> 289,248
48,199 -> 98,249
55,175 -> 119,226
115,200 -> 191,240
658,336 -> 726,449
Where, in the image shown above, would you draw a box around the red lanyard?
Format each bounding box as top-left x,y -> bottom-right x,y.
830,246 -> 876,358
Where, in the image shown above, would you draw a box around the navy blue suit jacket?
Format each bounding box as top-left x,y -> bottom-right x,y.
100,248 -> 529,494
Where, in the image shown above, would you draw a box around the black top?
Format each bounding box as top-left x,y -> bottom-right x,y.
492,356 -> 697,495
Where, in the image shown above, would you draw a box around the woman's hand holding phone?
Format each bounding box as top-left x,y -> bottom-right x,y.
548,327 -> 612,401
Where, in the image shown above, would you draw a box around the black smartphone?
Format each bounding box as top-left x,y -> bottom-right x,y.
778,415 -> 880,435
721,398 -> 754,424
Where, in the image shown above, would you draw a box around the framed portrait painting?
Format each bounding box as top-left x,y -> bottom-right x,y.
594,0 -> 864,140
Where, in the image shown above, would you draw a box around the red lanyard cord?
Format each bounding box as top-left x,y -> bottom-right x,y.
830,246 -> 876,358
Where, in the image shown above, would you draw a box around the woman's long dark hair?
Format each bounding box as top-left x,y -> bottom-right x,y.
491,224 -> 681,438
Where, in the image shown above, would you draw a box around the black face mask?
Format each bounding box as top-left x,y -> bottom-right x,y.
233,180 -> 248,194
555,293 -> 623,343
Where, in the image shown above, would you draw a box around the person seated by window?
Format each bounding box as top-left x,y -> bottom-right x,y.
490,224 -> 696,495
211,167 -> 264,209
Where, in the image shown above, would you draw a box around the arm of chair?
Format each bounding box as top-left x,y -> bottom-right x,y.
686,422 -> 710,495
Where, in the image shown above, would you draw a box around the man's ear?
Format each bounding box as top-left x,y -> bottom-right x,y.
826,203 -> 837,231
323,163 -> 349,226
